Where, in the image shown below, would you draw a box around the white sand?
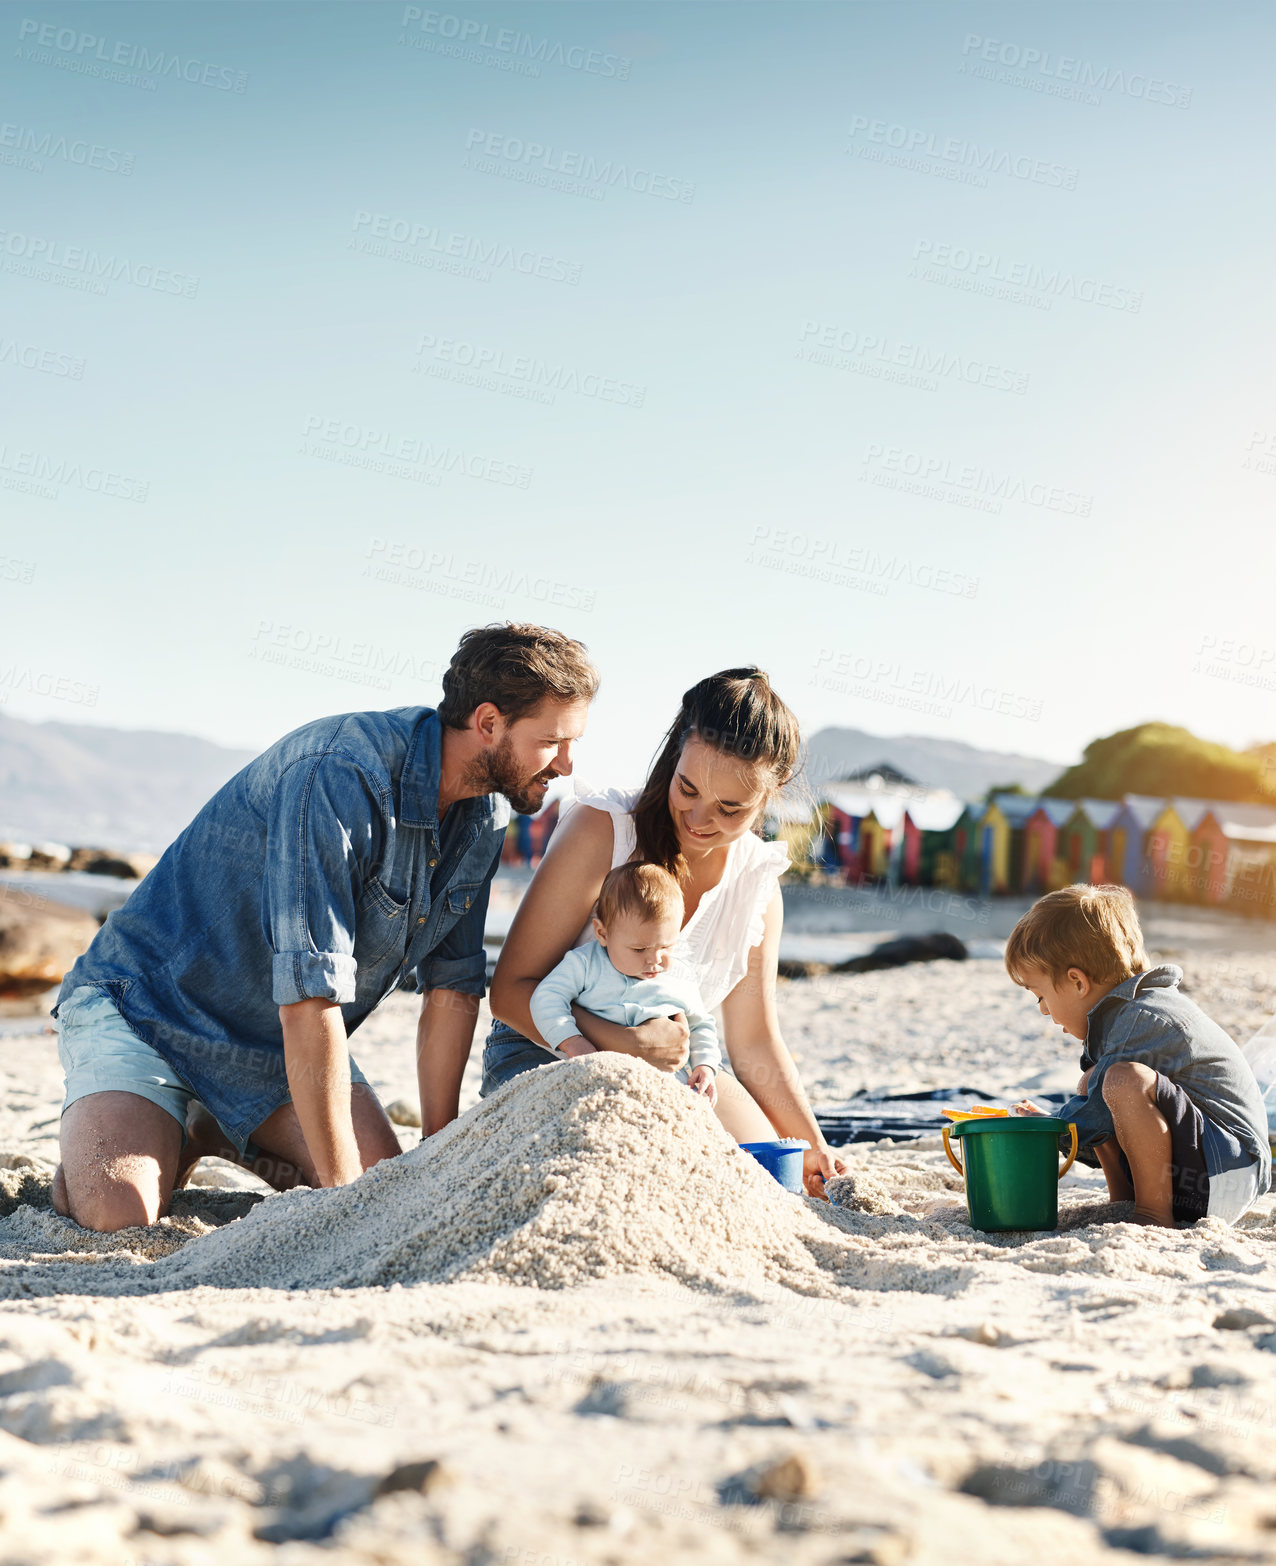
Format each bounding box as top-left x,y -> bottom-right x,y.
1,939 -> 1275,1563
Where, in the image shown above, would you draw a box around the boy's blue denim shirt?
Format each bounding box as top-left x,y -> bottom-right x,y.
55,706 -> 509,1143
1058,964 -> 1270,1191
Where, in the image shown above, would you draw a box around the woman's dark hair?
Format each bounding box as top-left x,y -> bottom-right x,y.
436,622 -> 599,728
631,668 -> 801,879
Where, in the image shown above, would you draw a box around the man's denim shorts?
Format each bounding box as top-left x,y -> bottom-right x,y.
56,983 -> 369,1159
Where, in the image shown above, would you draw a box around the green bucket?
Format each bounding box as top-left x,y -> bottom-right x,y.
942,1117 -> 1079,1232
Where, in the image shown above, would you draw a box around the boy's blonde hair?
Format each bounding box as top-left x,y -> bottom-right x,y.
596,862 -> 683,929
1005,884 -> 1147,987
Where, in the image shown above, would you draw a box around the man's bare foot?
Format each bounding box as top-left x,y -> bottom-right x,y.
1131,1207 -> 1176,1228
51,1163 -> 70,1216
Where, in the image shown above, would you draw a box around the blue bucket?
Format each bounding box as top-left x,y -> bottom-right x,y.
740,1138 -> 809,1193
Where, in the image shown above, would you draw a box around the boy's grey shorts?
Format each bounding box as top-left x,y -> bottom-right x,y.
1099,1070 -> 1262,1225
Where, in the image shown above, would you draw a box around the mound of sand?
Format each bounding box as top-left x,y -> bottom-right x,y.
154,1055 -> 870,1294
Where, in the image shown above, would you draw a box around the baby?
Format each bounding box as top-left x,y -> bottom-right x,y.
1006,884 -> 1270,1228
529,861 -> 722,1103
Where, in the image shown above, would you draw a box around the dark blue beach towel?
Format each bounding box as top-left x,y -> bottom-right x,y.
816,1088 -> 1069,1146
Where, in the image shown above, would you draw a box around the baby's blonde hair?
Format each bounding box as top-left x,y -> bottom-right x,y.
596,862 -> 683,929
1005,884 -> 1147,987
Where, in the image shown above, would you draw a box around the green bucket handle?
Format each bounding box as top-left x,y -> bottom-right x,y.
943,1121 -> 1079,1181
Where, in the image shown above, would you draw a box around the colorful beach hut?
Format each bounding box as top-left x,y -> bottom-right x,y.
919,813 -> 961,888
1193,803 -> 1276,910
858,797 -> 908,881
1060,799 -> 1121,885
1107,795 -> 1165,896
810,802 -> 841,873
1022,798 -> 1074,893
821,785 -> 875,881
979,794 -> 1038,894
1146,799 -> 1209,900
903,797 -> 965,885
951,803 -> 985,893
827,803 -> 864,879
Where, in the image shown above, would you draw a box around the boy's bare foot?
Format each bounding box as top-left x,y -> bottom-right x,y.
1131,1207 -> 1176,1228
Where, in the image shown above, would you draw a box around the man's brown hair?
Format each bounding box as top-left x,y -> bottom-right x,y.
436,623 -> 599,729
596,862 -> 684,930
1005,884 -> 1148,987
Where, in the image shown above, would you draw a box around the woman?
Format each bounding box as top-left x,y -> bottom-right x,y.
484,668 -> 848,1197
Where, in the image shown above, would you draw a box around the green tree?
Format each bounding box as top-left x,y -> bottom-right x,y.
983,782 -> 1032,805
1045,723 -> 1276,804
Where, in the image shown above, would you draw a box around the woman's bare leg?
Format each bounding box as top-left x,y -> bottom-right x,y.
713,1072 -> 776,1142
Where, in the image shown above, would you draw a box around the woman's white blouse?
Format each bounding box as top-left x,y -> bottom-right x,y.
561,783 -> 790,1012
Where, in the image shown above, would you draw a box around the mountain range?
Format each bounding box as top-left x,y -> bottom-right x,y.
799,727 -> 1066,801
0,713 -> 1068,853
0,713 -> 258,853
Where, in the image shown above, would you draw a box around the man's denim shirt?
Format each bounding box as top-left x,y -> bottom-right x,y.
55,707 -> 509,1141
1058,965 -> 1270,1191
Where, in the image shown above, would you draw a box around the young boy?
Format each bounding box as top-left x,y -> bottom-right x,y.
1006,884 -> 1270,1228
529,862 -> 721,1103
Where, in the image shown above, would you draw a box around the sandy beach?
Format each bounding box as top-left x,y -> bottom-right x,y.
2,906 -> 1275,1565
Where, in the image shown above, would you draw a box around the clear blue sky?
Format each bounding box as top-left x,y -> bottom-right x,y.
2,1 -> 1274,786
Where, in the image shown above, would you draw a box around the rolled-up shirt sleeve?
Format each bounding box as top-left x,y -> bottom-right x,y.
264,755 -> 384,1006
412,836 -> 503,997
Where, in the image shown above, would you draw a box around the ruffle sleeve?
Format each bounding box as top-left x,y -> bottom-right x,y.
740,835 -> 791,955
559,780 -> 639,823
556,780 -> 639,895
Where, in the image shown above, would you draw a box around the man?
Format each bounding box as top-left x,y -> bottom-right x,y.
52,623 -> 597,1232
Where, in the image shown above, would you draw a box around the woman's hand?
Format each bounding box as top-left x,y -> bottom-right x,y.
629,1013 -> 690,1071
802,1142 -> 847,1201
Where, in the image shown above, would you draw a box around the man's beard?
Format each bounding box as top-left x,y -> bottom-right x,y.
469,733 -> 555,816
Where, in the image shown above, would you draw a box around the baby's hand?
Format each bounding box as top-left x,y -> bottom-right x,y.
687,1065 -> 718,1106
1012,1099 -> 1046,1116
558,1036 -> 597,1060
